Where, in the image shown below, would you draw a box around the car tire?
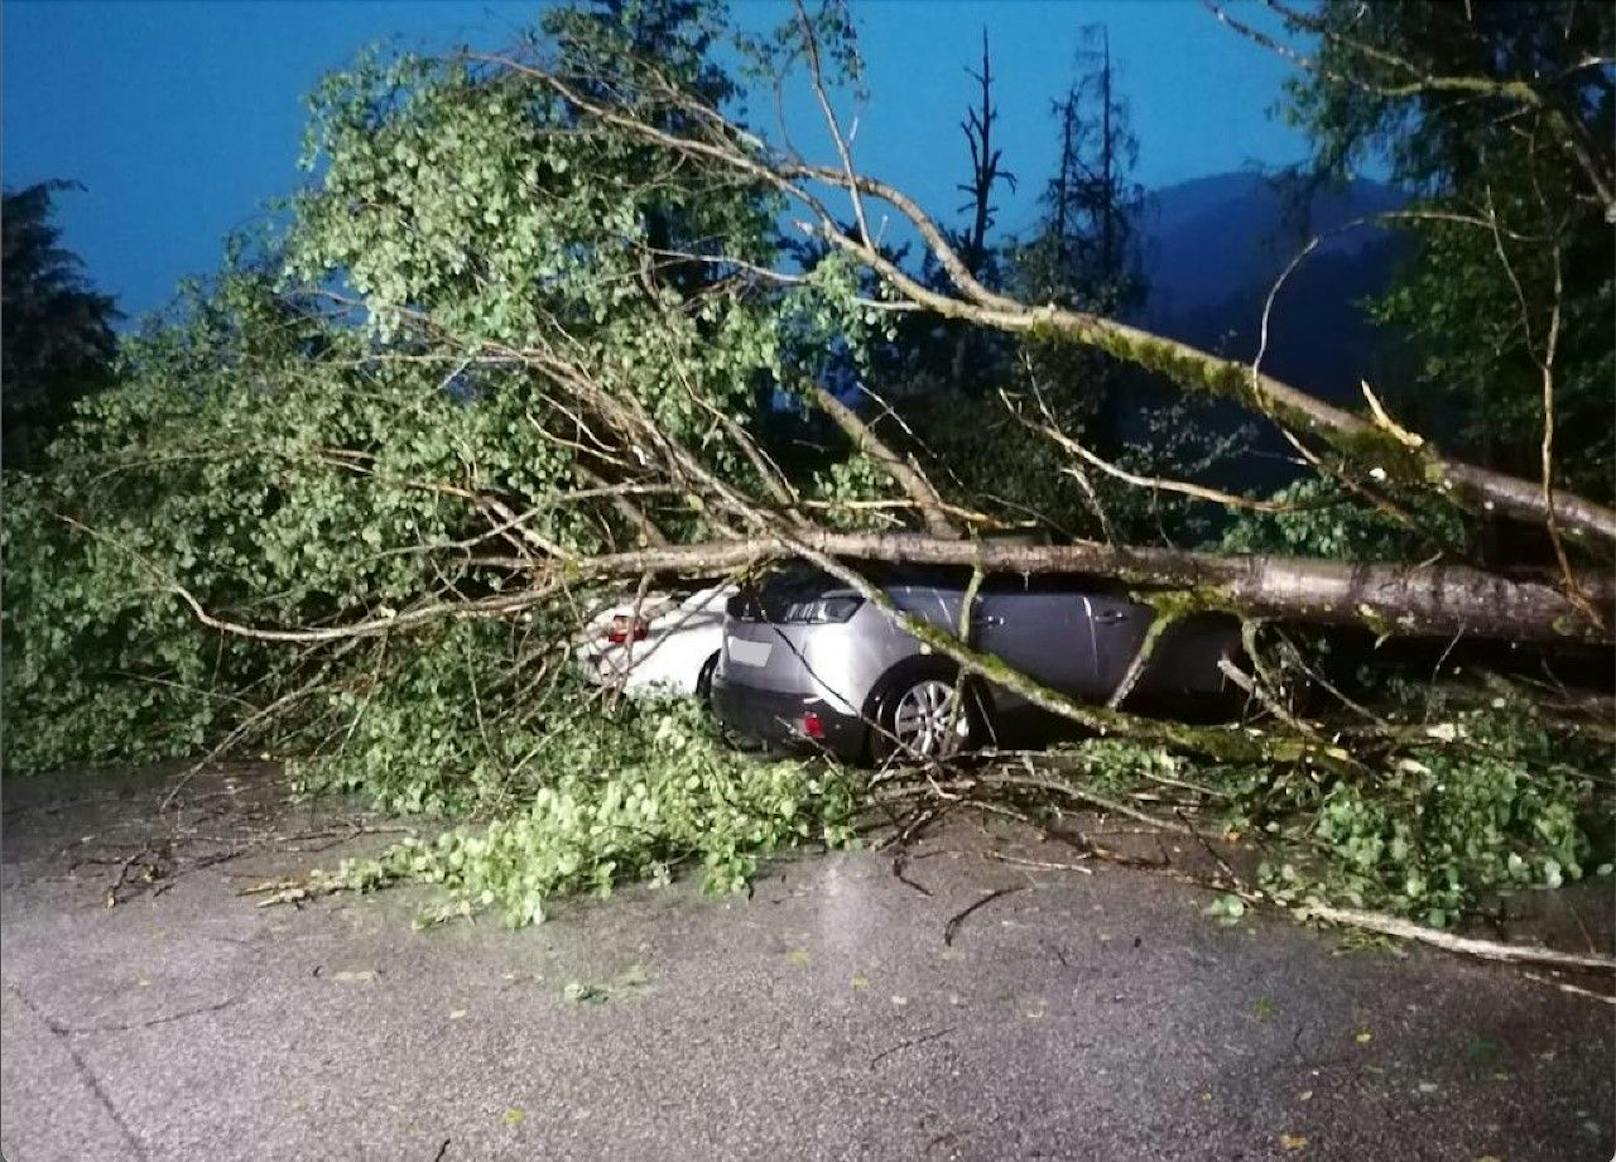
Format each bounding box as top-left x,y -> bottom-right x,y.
699,651 -> 762,752
695,651 -> 720,705
869,659 -> 989,764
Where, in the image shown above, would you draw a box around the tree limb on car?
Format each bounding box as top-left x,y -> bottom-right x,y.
479,46 -> 1616,547
470,532 -> 1613,647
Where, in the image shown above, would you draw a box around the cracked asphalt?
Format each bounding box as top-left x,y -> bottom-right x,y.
2,764 -> 1612,1161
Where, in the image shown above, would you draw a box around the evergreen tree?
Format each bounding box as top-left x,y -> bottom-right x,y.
2,181 -> 120,470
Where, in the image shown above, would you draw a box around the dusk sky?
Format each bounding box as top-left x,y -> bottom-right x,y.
4,1 -> 1313,322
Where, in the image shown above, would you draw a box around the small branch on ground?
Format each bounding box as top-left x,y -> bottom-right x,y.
942,884 -> 1026,946
983,851 -> 1094,875
869,1026 -> 956,1069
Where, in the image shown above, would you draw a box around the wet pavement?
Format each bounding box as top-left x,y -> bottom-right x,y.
2,764 -> 1612,1161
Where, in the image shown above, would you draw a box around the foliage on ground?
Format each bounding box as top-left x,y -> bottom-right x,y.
1039,682 -> 1611,927
304,690 -> 861,927
0,3 -> 880,923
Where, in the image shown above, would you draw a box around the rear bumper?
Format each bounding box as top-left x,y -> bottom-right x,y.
576,645 -> 701,697
710,676 -> 867,760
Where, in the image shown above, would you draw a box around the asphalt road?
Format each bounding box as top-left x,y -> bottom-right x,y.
2,765 -> 1611,1161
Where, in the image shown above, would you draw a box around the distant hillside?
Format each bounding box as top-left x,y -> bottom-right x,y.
1123,172 -> 1412,490
1139,171 -> 1407,336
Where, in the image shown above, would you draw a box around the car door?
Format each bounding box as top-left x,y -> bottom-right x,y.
970,576 -> 1105,697
1084,591 -> 1158,695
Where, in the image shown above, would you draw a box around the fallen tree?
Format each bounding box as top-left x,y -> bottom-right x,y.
4,0 -> 1610,935
480,14 -> 1616,547
471,533 -> 1614,646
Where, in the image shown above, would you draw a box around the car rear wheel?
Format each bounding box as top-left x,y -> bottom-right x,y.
871,663 -> 985,763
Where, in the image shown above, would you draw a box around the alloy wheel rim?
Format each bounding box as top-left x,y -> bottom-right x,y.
892,679 -> 970,758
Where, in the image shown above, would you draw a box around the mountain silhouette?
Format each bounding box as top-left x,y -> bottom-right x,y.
1125,171 -> 1411,490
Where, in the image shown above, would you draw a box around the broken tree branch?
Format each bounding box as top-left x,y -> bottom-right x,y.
809,383 -> 961,538
1303,903 -> 1616,974
463,531 -> 1612,646
489,41 -> 1616,543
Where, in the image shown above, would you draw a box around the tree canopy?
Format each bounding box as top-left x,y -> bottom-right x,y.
1279,0 -> 1615,510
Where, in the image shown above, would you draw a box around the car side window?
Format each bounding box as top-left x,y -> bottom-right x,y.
978,573 -> 1093,597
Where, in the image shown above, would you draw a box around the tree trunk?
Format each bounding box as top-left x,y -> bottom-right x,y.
502,531 -> 1613,645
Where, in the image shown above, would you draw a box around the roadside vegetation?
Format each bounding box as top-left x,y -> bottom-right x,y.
4,0 -> 1611,937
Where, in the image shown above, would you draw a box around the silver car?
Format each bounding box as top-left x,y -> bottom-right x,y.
709,564 -> 1240,762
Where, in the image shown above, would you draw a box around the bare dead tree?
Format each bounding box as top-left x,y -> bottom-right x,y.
946,27 -> 1016,391
957,27 -> 1016,279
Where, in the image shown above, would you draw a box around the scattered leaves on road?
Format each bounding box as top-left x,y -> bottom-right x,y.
1205,895 -> 1246,925
615,963 -> 651,991
1280,1132 -> 1309,1150
560,964 -> 653,1005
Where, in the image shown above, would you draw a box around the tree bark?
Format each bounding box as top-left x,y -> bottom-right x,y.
489,530 -> 1613,645
810,385 -> 961,539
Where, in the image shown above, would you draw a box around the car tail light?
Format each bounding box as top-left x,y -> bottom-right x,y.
780,595 -> 864,624
605,614 -> 650,644
801,711 -> 826,739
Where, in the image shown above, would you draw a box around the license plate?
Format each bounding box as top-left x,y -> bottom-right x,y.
728,638 -> 772,667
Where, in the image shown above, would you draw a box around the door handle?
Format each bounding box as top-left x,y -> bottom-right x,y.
1092,609 -> 1130,624
978,614 -> 1005,627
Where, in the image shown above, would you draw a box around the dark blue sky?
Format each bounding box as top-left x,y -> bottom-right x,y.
4,1 -> 1311,322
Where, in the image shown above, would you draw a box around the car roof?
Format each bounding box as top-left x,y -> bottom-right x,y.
756,560 -> 1125,596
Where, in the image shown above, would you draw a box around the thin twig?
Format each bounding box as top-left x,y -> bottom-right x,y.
942,884 -> 1026,946
983,851 -> 1093,876
869,1026 -> 956,1069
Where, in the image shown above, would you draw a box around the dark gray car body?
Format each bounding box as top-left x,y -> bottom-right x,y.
710,566 -> 1240,760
